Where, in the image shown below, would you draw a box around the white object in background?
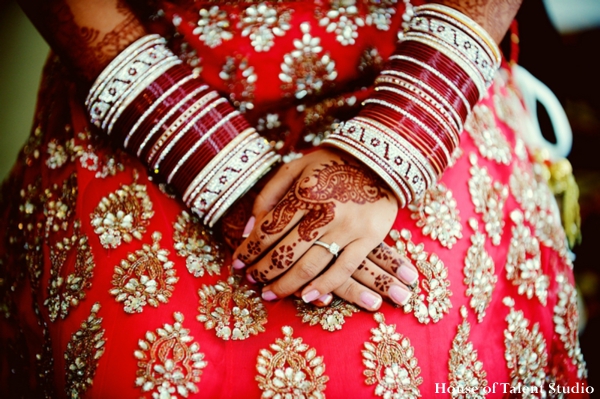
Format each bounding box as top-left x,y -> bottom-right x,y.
512,64 -> 573,160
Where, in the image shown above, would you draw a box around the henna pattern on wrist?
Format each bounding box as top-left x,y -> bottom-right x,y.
261,160 -> 388,242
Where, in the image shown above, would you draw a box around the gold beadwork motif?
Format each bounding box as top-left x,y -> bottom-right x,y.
448,307 -> 488,398
367,0 -> 398,31
295,297 -> 359,331
44,221 -> 95,322
64,303 -> 105,398
135,312 -> 207,398
279,22 -> 338,99
238,3 -> 292,52
302,94 -> 357,146
43,173 -> 78,237
389,229 -> 452,324
362,312 -> 422,399
463,219 -> 496,323
256,326 -> 329,399
110,232 -> 178,313
468,153 -> 508,246
197,276 -> 267,340
173,211 -> 224,278
554,274 -> 587,379
18,180 -> 44,290
317,0 -> 366,46
506,210 -> 549,305
465,104 -> 512,165
503,297 -> 548,397
408,183 -> 462,249
194,6 -> 234,48
90,178 -> 154,249
220,56 -> 257,112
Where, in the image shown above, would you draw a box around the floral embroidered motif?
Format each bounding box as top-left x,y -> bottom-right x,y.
493,78 -> 529,139
220,56 -> 257,112
318,0 -> 365,46
465,104 -> 512,165
135,312 -> 207,398
359,47 -> 384,73
256,326 -> 328,398
43,173 -> 78,236
280,22 -> 338,99
46,140 -> 69,169
506,210 -> 549,305
468,153 -> 508,246
363,313 -> 422,399
302,94 -> 357,146
18,181 -> 44,290
44,221 -> 95,321
90,178 -> 154,249
503,297 -> 548,397
554,274 -> 587,379
389,229 -> 452,324
296,297 -> 359,331
173,211 -> 223,278
110,232 -> 178,313
448,307 -> 488,398
463,219 -> 496,323
367,0 -> 398,31
238,3 -> 291,52
194,6 -> 234,48
408,183 -> 462,249
197,276 -> 267,340
64,302 -> 105,398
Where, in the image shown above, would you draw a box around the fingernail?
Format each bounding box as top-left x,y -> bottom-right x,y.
246,273 -> 256,284
262,290 -> 277,301
389,285 -> 412,306
302,289 -> 321,303
360,291 -> 382,310
317,293 -> 333,306
397,264 -> 418,285
233,259 -> 246,270
242,216 -> 255,238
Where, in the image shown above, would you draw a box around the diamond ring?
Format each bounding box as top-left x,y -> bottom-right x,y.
313,240 -> 341,257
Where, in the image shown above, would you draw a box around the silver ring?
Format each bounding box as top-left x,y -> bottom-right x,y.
314,240 -> 341,257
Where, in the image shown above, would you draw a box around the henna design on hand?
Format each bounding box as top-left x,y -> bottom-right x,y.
251,268 -> 269,283
271,244 -> 296,270
372,243 -> 402,274
261,160 -> 388,241
374,274 -> 394,293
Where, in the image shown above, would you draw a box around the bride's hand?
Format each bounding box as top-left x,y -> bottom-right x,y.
232,148 -> 418,311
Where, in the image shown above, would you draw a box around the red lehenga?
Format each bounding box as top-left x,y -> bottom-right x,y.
0,1 -> 589,398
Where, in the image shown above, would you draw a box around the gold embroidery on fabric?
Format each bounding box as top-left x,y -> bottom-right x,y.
110,232 -> 178,313
302,94 -> 358,146
64,302 -> 105,398
43,173 -> 78,236
389,229 -> 452,324
197,276 -> 267,340
194,6 -> 233,48
173,210 -> 224,277
408,183 -> 462,249
448,306 -> 488,398
493,78 -> 528,138
359,47 -> 384,73
280,22 -> 338,99
238,3 -> 292,52
44,221 -> 95,321
463,219 -> 496,323
554,274 -> 587,379
18,180 -> 44,290
367,0 -> 398,31
363,312 -> 422,398
135,312 -> 207,398
503,297 -> 548,397
90,177 -> 154,249
220,55 -> 256,112
296,297 -> 359,331
317,0 -> 365,46
506,210 -> 549,305
465,104 -> 512,165
256,326 -> 329,399
46,139 -> 70,169
468,153 -> 508,246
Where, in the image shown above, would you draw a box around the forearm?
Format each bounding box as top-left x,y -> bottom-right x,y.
17,0 -> 146,83
437,0 -> 523,43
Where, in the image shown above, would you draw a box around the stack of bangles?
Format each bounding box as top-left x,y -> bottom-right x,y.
323,3 -> 501,207
86,34 -> 280,226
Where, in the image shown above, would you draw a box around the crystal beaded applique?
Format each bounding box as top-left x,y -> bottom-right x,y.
110,232 -> 178,313
256,326 -> 329,399
465,104 -> 512,165
135,312 -> 207,397
296,297 -> 359,331
362,313 -> 422,399
197,276 -> 267,340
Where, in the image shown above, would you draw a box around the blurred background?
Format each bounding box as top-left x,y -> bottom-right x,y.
1,0 -> 599,387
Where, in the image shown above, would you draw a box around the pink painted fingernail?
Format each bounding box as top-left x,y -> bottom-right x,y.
360,291 -> 382,310
246,273 -> 256,284
242,216 -> 255,238
302,289 -> 321,303
262,290 -> 278,301
389,285 -> 412,306
397,264 -> 418,285
318,293 -> 333,306
232,259 -> 246,270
